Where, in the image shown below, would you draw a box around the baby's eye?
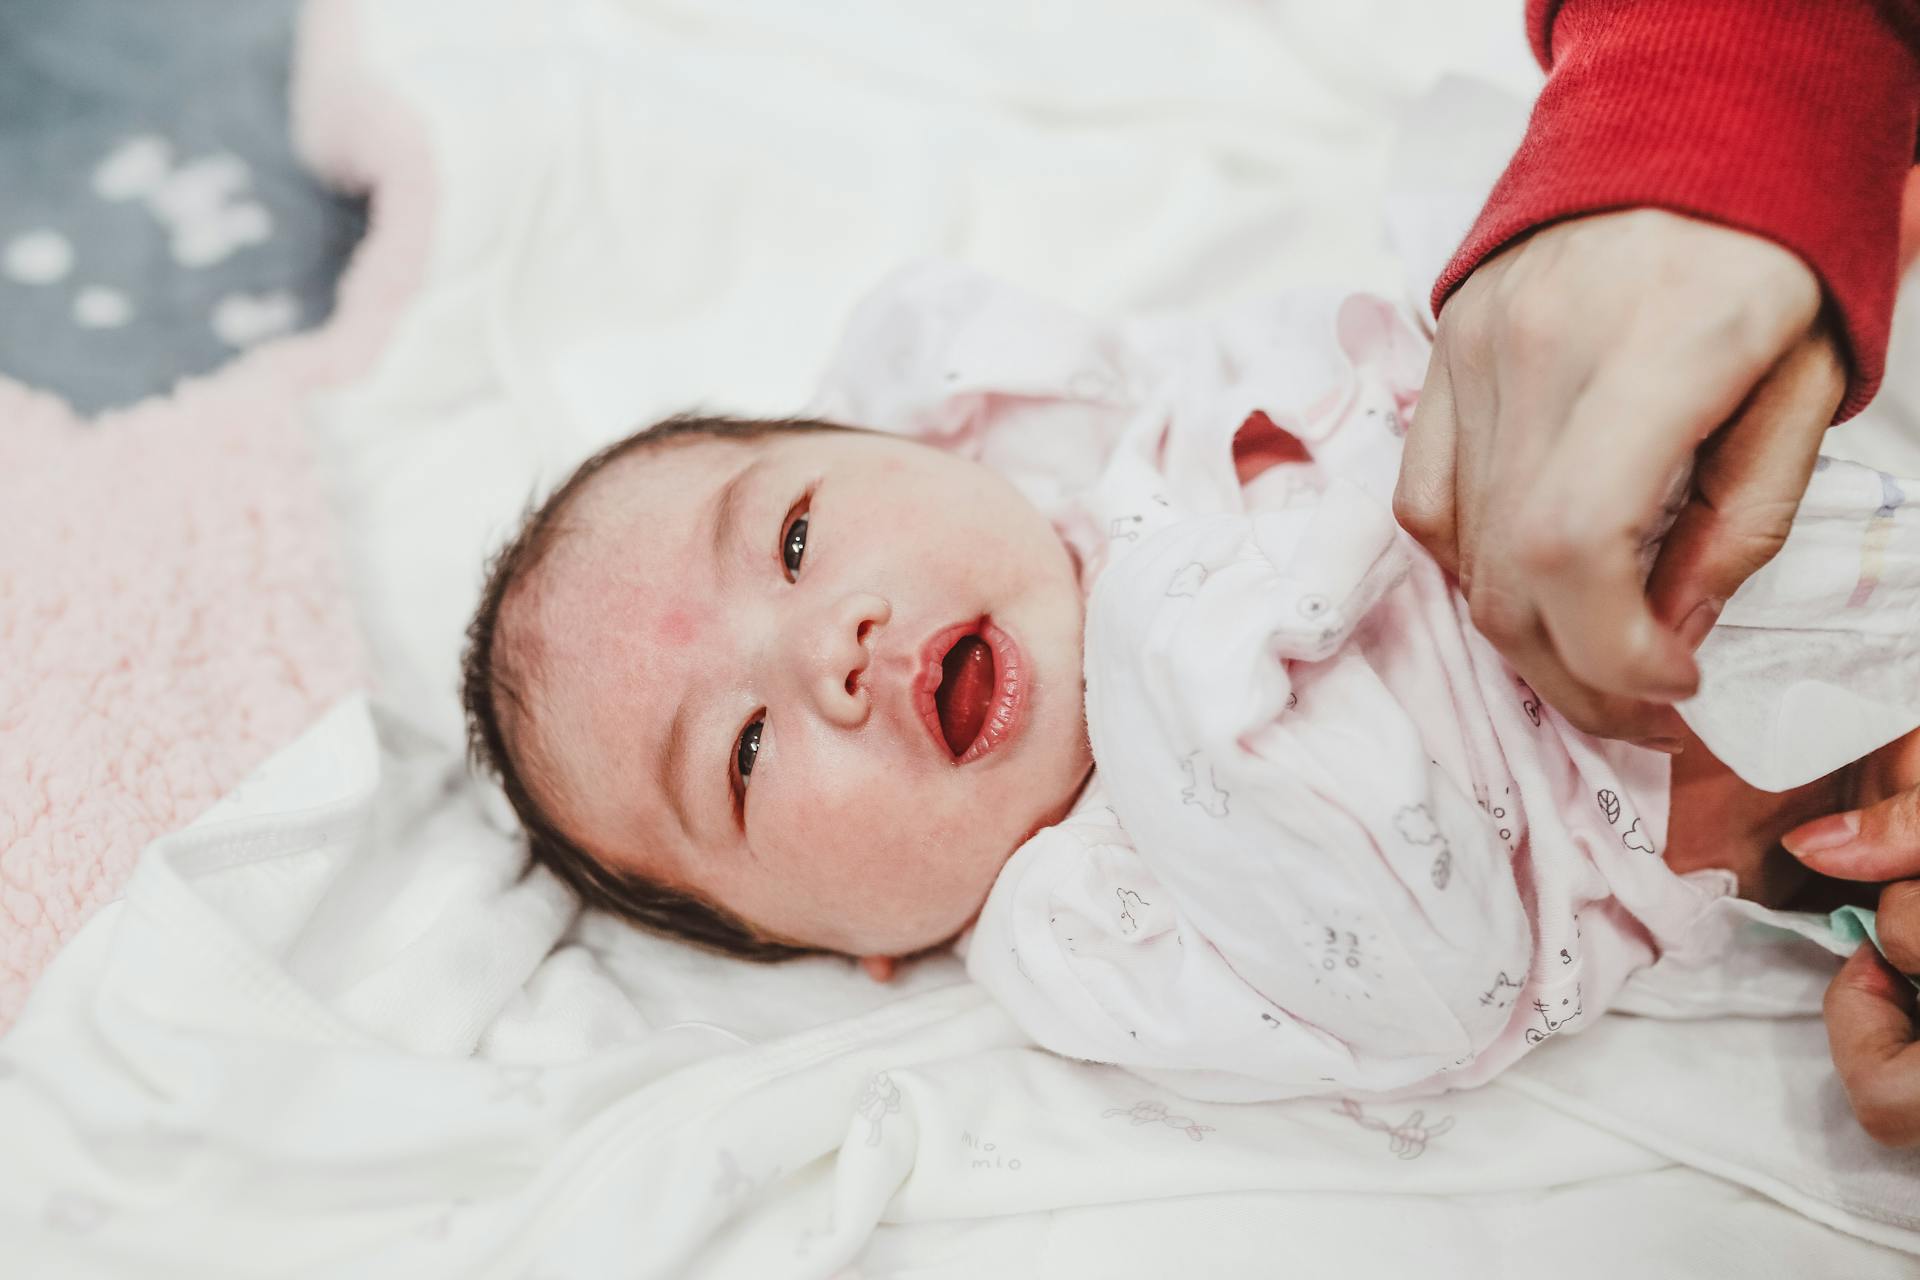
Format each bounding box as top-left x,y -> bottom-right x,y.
735,716 -> 764,787
781,511 -> 809,580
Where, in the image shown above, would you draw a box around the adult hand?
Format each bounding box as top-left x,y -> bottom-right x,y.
1785,765 -> 1920,1149
1395,208 -> 1846,745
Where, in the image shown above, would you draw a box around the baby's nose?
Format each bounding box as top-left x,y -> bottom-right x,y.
809,593 -> 890,725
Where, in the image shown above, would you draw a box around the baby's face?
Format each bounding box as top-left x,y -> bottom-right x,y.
522,428 -> 1091,960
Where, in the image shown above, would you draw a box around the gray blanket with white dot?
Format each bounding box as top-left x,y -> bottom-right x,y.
0,0 -> 366,414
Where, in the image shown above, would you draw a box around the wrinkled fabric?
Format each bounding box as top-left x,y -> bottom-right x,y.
818,262 -> 1918,1103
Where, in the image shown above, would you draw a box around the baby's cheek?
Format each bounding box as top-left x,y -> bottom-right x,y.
775,742 -> 888,855
790,757 -> 949,877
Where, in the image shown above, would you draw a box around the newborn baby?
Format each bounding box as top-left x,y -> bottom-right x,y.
464,265 -> 1920,1101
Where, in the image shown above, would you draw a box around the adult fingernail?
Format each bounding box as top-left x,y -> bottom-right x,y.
1783,810 -> 1861,857
1678,597 -> 1724,651
1640,736 -> 1686,755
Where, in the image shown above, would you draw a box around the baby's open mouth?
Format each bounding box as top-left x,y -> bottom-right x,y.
934,634 -> 995,753
918,619 -> 1026,763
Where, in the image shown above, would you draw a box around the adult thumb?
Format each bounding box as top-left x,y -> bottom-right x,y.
1824,946 -> 1920,1148
1784,783 -> 1920,882
1646,332 -> 1843,643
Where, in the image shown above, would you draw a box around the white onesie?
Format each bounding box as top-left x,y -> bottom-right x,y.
811,263 -> 1920,1103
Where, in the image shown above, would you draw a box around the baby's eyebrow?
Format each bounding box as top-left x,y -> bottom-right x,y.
659,697 -> 696,846
706,458 -> 759,578
656,455 -> 758,846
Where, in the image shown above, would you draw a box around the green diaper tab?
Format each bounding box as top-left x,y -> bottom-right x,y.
1828,905 -> 1920,992
1732,899 -> 1920,992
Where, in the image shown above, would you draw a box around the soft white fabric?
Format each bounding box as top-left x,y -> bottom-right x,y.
9,695 -> 1915,1278
8,0 -> 1920,1273
825,265 -> 1920,1104
815,268 -> 1680,1101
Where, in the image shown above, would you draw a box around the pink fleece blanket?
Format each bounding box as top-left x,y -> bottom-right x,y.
0,0 -> 431,1028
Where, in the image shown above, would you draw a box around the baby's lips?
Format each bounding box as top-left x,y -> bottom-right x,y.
915,619 -> 984,758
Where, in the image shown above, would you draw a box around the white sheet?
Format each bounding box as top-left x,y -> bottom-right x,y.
7,0 -> 1920,1274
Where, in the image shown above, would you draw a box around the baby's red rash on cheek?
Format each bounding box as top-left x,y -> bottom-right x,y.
657,607 -> 702,648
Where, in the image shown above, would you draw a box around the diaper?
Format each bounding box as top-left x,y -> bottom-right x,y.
1682,456 -> 1920,791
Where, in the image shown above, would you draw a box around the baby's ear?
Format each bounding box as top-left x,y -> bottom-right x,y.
859,955 -> 898,983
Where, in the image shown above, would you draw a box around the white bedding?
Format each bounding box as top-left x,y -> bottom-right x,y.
7,0 -> 1920,1274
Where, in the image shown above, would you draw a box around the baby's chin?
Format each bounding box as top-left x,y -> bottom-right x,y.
751,792 -> 1088,966
828,878 -> 1003,962
876,769 -> 1096,960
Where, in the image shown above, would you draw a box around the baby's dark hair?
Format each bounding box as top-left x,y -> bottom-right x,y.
461,413 -> 850,962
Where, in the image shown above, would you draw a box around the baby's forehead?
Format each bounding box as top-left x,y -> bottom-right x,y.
571,432 -> 755,530
504,438 -> 755,861
534,437 -> 748,636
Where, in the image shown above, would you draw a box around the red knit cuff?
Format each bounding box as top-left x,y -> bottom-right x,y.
1434,0 -> 1920,421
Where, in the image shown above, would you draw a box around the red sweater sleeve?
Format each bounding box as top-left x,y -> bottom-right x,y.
1433,0 -> 1920,421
